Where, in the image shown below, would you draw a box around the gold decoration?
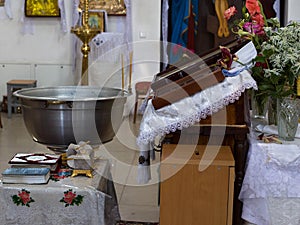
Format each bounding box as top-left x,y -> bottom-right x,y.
89,11 -> 105,29
215,0 -> 230,37
128,51 -> 133,92
71,169 -> 93,178
79,0 -> 126,16
71,0 -> 102,85
25,0 -> 60,17
0,0 -> 5,7
297,76 -> 300,96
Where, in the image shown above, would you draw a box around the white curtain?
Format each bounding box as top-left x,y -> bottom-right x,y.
0,0 -> 12,19
20,0 -> 67,35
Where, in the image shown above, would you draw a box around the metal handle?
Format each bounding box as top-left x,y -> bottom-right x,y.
45,100 -> 73,108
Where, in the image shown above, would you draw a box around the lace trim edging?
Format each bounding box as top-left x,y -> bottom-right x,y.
137,82 -> 256,145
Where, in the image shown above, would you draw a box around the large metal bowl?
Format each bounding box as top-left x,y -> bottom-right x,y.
14,86 -> 128,152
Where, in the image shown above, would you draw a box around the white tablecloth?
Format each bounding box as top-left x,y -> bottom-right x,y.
0,159 -> 120,225
239,130 -> 300,225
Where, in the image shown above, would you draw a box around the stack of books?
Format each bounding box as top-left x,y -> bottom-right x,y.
1,153 -> 61,184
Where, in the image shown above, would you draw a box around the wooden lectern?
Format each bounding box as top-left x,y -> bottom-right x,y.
153,40 -> 250,225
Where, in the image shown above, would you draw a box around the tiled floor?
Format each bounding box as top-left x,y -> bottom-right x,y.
0,112 -> 160,223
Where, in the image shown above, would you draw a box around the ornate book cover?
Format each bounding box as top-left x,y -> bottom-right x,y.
8,153 -> 61,171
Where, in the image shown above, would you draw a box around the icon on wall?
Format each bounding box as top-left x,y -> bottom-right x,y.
89,11 -> 105,31
25,0 -> 60,17
0,0 -> 5,7
79,0 -> 126,16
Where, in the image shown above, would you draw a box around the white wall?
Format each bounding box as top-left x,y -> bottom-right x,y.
0,0 -> 75,98
0,1 -> 73,64
0,0 -> 298,99
131,0 -> 161,83
0,0 -> 161,99
285,0 -> 300,24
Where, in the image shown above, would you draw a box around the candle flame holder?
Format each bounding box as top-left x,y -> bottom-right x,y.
71,0 -> 102,85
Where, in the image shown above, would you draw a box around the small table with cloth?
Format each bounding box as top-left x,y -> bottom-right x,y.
0,158 -> 120,225
239,127 -> 300,225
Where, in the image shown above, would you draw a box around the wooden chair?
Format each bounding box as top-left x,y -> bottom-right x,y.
133,81 -> 151,124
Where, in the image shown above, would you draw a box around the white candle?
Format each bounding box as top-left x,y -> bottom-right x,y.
121,54 -> 124,89
129,51 -> 133,90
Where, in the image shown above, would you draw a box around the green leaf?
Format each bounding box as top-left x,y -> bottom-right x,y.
254,56 -> 267,63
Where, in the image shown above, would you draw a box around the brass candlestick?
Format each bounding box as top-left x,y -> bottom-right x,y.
71,0 -> 102,85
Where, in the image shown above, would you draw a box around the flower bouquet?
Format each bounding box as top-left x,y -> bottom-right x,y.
226,0 -> 300,96
225,0 -> 300,140
224,0 -> 278,121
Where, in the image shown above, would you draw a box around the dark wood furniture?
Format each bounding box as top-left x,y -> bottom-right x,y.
158,0 -> 281,223
153,30 -> 251,225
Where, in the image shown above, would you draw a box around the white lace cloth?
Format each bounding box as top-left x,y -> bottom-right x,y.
239,131 -> 300,225
0,0 -> 12,19
137,70 -> 256,145
136,70 -> 257,183
136,41 -> 258,184
255,123 -> 300,138
90,32 -> 126,65
0,159 -> 120,225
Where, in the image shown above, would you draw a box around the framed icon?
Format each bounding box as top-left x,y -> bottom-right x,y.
25,0 -> 60,17
0,0 -> 5,7
88,11 -> 105,31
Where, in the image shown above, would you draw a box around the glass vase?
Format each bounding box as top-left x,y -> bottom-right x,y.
251,90 -> 268,127
277,97 -> 300,141
268,96 -> 278,125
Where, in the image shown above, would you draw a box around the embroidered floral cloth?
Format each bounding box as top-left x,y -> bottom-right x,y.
239,131 -> 300,225
0,159 -> 120,225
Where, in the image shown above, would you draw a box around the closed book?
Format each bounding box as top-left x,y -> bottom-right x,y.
2,167 -> 50,184
10,163 -> 58,172
9,153 -> 61,172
